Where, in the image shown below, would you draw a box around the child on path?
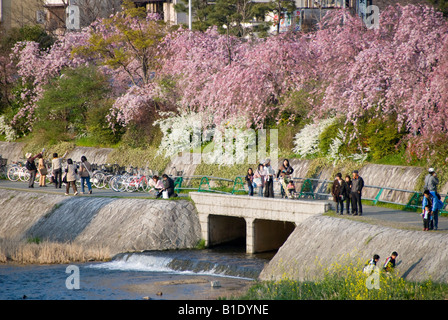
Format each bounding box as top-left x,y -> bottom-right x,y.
287,180 -> 297,198
422,205 -> 432,231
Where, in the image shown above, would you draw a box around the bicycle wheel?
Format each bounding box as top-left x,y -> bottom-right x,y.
103,174 -> 113,189
19,168 -> 30,182
109,175 -> 119,192
140,176 -> 150,192
92,171 -> 105,189
126,176 -> 138,193
110,175 -> 125,192
7,166 -> 20,181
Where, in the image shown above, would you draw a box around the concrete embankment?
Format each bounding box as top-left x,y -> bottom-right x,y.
259,215 -> 448,283
0,190 -> 201,256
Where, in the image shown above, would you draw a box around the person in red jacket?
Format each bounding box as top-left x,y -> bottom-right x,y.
383,251 -> 398,273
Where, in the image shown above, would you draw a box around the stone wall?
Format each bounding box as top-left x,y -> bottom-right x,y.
260,215 -> 448,283
0,141 -> 26,163
0,189 -> 201,256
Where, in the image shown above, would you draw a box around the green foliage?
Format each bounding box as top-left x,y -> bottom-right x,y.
74,0 -> 166,86
0,25 -> 54,51
318,119 -> 342,156
427,0 -> 448,16
175,0 -> 273,36
85,99 -> 124,146
364,117 -> 406,161
27,237 -> 41,245
34,66 -> 111,144
174,0 -> 213,31
195,239 -> 206,250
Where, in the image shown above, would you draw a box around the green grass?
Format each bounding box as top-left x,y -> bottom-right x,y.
75,136 -> 120,149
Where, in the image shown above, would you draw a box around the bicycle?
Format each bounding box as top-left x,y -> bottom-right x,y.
7,162 -> 27,182
124,174 -> 150,192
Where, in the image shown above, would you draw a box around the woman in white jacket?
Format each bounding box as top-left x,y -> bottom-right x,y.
65,158 -> 78,196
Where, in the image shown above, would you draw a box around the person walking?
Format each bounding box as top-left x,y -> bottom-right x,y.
25,152 -> 41,188
263,159 -> 275,198
245,168 -> 254,196
351,170 -> 364,216
52,152 -> 67,189
277,159 -> 294,198
79,156 -> 93,195
331,173 -> 348,215
344,175 -> 352,215
64,158 -> 78,196
37,153 -> 47,187
253,164 -> 265,197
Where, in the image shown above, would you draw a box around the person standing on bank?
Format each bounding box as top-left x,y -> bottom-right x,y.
25,152 -> 42,188
345,175 -> 352,215
79,156 -> 93,195
37,153 -> 47,187
277,159 -> 294,198
254,163 -> 265,197
422,189 -> 443,230
65,158 -> 78,196
263,159 -> 275,198
52,151 -> 67,189
245,168 -> 254,196
332,173 -> 348,215
351,170 -> 364,216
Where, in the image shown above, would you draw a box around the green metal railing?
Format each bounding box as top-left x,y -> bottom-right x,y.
290,177 -> 448,213
157,174 -> 448,213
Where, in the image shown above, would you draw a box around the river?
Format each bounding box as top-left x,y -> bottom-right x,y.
0,247 -> 272,300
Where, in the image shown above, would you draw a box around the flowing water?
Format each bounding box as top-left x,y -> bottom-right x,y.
0,247 -> 272,300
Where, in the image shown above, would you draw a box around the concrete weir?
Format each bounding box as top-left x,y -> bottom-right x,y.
0,190 -> 201,256
189,192 -> 331,253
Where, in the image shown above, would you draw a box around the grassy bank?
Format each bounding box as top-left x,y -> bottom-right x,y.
0,238 -> 111,264
235,260 -> 448,300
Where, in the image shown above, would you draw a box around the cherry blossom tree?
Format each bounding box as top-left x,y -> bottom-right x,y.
9,31 -> 89,133
312,5 -> 448,154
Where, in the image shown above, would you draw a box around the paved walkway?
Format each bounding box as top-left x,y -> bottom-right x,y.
334,204 -> 448,233
1,179 -> 447,232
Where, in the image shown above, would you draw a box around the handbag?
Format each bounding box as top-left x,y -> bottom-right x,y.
162,190 -> 169,199
62,173 -> 67,184
81,162 -> 92,177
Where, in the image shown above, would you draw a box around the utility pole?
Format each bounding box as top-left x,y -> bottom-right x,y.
188,0 -> 192,30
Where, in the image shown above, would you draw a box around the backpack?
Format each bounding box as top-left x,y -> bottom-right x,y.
25,160 -> 33,170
